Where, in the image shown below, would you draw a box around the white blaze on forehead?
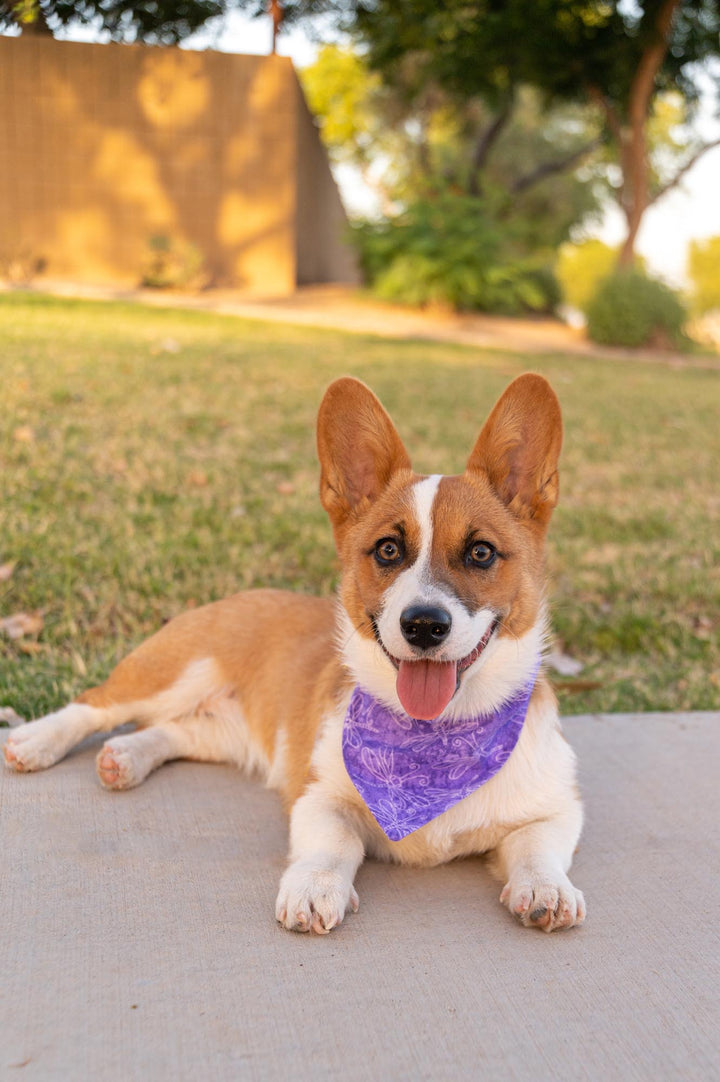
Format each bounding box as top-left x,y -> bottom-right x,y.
376,472 -> 497,665
376,475 -> 443,655
410,473 -> 443,582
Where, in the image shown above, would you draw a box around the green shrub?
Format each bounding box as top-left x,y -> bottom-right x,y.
556,239 -> 649,312
353,194 -> 559,315
585,269 -> 687,349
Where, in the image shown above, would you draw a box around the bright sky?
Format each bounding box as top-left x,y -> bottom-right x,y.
51,10 -> 720,289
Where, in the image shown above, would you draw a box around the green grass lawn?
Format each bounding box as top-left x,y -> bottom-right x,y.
1,291 -> 718,719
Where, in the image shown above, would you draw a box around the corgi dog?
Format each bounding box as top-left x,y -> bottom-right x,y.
4,374 -> 585,934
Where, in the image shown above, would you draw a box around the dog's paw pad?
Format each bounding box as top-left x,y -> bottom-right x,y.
96,744 -> 139,790
3,739 -> 20,768
275,863 -> 359,935
501,872 -> 585,932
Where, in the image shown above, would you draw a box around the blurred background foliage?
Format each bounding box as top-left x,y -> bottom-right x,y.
299,31 -> 720,344
4,0 -> 720,344
302,44 -> 606,314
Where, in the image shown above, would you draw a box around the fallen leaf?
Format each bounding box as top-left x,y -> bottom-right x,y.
13,425 -> 35,443
276,481 -> 295,495
0,612 -> 44,639
0,561 -> 17,581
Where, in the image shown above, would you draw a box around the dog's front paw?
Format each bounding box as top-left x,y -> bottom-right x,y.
500,869 -> 586,932
275,860 -> 359,935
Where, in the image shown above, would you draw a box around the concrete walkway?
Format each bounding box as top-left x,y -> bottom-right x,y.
1,712 -> 718,1081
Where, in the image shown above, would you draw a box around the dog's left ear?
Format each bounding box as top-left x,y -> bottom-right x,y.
317,377 -> 411,537
466,373 -> 563,526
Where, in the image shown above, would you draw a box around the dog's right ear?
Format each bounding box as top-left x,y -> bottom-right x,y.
317,378 -> 411,536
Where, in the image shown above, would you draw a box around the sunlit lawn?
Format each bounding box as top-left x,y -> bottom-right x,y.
1,291 -> 718,719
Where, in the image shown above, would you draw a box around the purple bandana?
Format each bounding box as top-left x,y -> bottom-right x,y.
342,665 -> 540,842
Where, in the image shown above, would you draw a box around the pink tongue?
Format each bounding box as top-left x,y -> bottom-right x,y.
396,660 -> 458,721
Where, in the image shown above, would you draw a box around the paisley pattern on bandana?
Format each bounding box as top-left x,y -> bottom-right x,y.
342,662 -> 540,842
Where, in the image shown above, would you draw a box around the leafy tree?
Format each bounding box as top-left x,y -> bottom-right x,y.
300,44 -> 394,209
301,45 -> 604,248
351,0 -> 720,265
2,0 -> 224,40
0,0 -> 331,44
302,44 -> 604,313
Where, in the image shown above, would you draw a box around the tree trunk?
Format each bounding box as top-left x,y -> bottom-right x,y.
269,0 -> 282,54
616,0 -> 681,266
617,123 -> 647,267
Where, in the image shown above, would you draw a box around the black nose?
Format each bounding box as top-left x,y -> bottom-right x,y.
400,604 -> 452,651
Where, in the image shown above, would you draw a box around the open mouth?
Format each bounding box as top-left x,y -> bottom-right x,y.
373,617 -> 499,721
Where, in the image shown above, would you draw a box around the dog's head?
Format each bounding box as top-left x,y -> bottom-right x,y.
317,375 -> 562,720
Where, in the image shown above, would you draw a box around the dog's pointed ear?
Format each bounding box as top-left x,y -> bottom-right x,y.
466,374 -> 563,526
317,378 -> 411,533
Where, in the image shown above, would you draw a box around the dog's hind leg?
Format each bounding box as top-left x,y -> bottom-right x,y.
4,602 -> 272,785
2,583 -> 229,775
5,655 -> 244,785
94,652 -> 265,790
3,694 -> 137,774
3,632 -> 216,775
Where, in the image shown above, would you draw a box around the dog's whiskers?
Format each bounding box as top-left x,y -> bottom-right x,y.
337,616 -> 372,652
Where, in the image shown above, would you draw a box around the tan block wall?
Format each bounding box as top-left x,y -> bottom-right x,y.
0,37 -> 353,293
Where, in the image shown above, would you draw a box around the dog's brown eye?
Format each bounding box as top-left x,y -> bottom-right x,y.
374,538 -> 403,566
466,541 -> 497,569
